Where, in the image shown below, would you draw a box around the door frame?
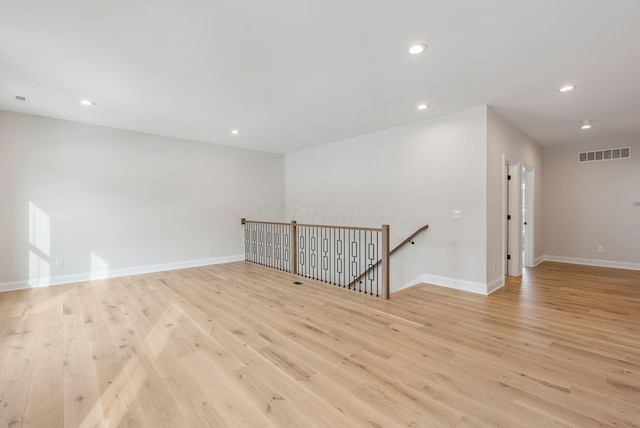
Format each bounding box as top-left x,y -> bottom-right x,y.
521,163 -> 535,268
503,155 -> 522,277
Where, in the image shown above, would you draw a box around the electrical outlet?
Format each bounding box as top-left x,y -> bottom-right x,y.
596,246 -> 604,253
208,244 -> 214,253
492,261 -> 497,271
55,258 -> 64,268
452,210 -> 462,219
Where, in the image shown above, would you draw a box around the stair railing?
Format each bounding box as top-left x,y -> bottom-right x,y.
241,219 -> 427,299
348,225 -> 429,290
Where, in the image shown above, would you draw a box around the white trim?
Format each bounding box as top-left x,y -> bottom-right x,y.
0,280 -> 29,293
521,164 -> 535,268
487,276 -> 505,294
533,256 -> 544,267
543,255 -> 640,271
393,273 -> 488,295
503,154 -> 522,278
392,274 -> 429,294
0,254 -> 245,293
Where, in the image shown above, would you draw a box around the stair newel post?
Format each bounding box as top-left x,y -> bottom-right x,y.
291,220 -> 298,275
382,224 -> 390,300
241,218 -> 247,261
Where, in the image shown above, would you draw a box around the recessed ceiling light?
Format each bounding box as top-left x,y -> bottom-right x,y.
408,43 -> 428,55
417,103 -> 428,110
231,129 -> 239,135
80,99 -> 95,106
580,123 -> 592,130
559,85 -> 575,93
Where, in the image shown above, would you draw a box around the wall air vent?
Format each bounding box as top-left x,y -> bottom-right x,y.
13,94 -> 31,104
578,147 -> 631,163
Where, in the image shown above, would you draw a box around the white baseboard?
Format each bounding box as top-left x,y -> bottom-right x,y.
391,274 -> 429,294
487,276 -> 505,294
543,255 -> 640,271
393,273 -> 488,295
0,254 -> 245,293
532,256 -> 544,267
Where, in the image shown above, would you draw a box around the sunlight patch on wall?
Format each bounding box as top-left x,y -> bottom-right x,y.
90,252 -> 110,280
28,250 -> 50,287
29,201 -> 50,255
28,201 -> 51,287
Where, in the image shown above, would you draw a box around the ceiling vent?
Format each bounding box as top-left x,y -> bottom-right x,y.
578,147 -> 631,163
13,94 -> 31,105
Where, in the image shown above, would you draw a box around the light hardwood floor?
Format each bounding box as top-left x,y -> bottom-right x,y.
0,261 -> 639,427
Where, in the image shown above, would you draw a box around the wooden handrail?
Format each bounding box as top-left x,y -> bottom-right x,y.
348,225 -> 429,289
293,222 -> 382,232
241,218 -> 291,226
242,218 -> 382,232
389,225 -> 429,257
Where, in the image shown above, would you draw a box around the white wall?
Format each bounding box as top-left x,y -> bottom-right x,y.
285,107 -> 488,293
0,110 -> 284,290
543,141 -> 640,269
486,108 -> 544,289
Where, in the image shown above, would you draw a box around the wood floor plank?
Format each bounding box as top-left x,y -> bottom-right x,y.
0,376 -> 31,428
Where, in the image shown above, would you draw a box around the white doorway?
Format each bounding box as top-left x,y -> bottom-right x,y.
521,165 -> 534,268
505,161 -> 520,276
503,157 -> 535,277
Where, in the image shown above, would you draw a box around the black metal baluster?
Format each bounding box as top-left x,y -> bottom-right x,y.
284,226 -> 290,272
274,224 -> 278,270
304,226 -> 308,278
364,230 -> 368,294
320,227 -> 324,282
330,227 -> 334,285
255,223 -> 259,265
368,231 -> 374,295
357,230 -> 362,292
348,229 -> 352,289
245,222 -> 248,261
270,223 -> 274,268
262,223 -> 267,266
266,223 -> 271,268
336,229 -> 342,287
279,224 -> 284,271
260,224 -> 264,265
376,231 -> 380,297
345,229 -> 349,288
279,224 -> 282,271
311,227 -> 316,280
363,230 -> 367,294
322,228 -> 328,283
299,226 -> 303,276
273,224 -> 282,270
253,223 -> 257,264
332,228 -> 335,285
315,226 -> 319,281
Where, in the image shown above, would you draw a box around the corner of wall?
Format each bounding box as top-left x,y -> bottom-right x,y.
392,272 -> 489,296
487,276 -> 505,294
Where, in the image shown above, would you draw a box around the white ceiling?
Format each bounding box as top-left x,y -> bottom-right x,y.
1,0 -> 639,154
